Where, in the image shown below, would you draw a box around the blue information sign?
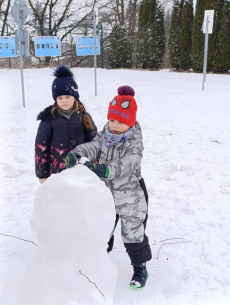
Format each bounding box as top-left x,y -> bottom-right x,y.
76,37 -> 100,56
34,36 -> 61,56
0,36 -> 17,57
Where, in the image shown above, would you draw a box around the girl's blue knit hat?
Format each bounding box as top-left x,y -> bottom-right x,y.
52,65 -> 79,102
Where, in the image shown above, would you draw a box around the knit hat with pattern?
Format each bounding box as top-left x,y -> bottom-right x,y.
107,85 -> 137,127
52,65 -> 79,102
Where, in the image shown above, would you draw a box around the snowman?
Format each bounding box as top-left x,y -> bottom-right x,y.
20,161 -> 118,305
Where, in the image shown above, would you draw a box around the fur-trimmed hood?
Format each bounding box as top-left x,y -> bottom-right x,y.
36,105 -> 58,121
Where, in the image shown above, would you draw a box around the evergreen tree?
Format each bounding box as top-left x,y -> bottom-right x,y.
204,0 -> 224,71
147,0 -> 156,27
108,25 -> 133,69
191,0 -> 205,71
179,0 -> 193,70
168,0 -> 184,69
136,0 -> 150,68
164,10 -> 172,67
135,0 -> 156,69
215,0 -> 230,72
149,1 -> 166,69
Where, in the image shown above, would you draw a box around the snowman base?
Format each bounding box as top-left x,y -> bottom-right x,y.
20,164 -> 118,305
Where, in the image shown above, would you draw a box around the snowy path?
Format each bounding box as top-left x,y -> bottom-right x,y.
0,68 -> 230,305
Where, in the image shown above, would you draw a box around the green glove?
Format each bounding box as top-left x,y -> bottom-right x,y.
84,161 -> 109,178
65,152 -> 81,168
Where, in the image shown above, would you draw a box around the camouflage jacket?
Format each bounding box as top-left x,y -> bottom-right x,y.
72,122 -> 147,223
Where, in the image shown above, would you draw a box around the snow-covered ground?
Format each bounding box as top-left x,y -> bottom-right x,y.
0,67 -> 230,305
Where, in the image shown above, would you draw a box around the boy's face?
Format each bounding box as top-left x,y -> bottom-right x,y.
109,119 -> 130,135
56,95 -> 74,110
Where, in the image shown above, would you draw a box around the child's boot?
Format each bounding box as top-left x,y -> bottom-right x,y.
130,262 -> 148,290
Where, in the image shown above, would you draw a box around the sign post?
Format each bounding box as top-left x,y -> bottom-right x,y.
6,23 -> 11,68
202,10 -> 214,90
93,8 -> 98,96
10,0 -> 29,107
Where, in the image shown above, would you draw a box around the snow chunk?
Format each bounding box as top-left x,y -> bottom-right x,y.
20,165 -> 118,305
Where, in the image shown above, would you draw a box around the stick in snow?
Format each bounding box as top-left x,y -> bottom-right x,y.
79,270 -> 105,300
0,233 -> 37,246
153,238 -> 194,259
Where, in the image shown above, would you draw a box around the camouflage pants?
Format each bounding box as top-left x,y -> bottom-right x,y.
108,178 -> 152,264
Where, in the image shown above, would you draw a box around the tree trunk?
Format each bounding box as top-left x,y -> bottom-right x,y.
1,0 -> 11,36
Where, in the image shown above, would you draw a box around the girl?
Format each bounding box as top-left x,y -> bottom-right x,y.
35,65 -> 97,183
65,85 -> 152,290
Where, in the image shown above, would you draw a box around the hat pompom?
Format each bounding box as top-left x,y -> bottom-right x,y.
52,65 -> 79,101
118,85 -> 135,97
53,65 -> 74,78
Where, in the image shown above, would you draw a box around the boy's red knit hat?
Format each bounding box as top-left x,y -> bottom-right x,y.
107,86 -> 137,127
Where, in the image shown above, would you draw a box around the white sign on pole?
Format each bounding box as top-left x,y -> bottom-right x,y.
15,29 -> 29,56
203,10 -> 214,34
202,10 -> 215,90
10,0 -> 29,26
94,7 -> 98,25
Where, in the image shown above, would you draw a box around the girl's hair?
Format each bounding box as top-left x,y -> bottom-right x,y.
51,99 -> 94,130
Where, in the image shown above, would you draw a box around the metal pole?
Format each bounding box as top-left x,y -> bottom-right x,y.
100,23 -> 103,69
6,24 -> 11,69
93,10 -> 97,96
54,22 -> 59,65
17,10 -> 26,107
202,15 -> 209,90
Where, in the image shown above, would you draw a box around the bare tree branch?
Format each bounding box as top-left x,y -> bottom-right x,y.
0,233 -> 37,246
27,0 -> 40,21
1,0 -> 11,36
152,238 -> 194,260
0,0 -> 5,21
56,0 -> 74,30
70,55 -> 89,67
79,270 -> 105,300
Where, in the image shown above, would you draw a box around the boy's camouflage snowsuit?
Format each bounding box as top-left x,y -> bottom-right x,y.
72,121 -> 147,244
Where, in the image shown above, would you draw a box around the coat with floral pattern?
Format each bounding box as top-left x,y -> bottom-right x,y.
35,105 -> 97,178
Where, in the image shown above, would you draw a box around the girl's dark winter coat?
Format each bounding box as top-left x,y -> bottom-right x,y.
35,105 -> 97,178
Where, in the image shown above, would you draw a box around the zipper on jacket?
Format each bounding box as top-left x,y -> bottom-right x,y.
67,120 -> 71,149
111,146 -> 115,161
106,148 -> 109,162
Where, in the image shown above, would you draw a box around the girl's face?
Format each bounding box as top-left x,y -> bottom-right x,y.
56,95 -> 75,110
109,119 -> 130,135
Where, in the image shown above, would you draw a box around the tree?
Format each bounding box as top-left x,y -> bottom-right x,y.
107,24 -> 133,68
25,0 -> 109,65
215,0 -> 230,72
0,0 -> 11,36
168,0 -> 184,69
149,0 -> 166,69
204,0 -> 224,71
115,0 -> 125,25
179,0 -> 193,70
136,0 -> 151,68
164,9 -> 172,67
191,0 -> 205,71
135,0 -> 156,69
126,0 -> 138,37
30,2 -> 49,36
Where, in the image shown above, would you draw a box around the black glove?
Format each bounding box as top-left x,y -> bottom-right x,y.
65,152 -> 82,168
84,161 -> 109,178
